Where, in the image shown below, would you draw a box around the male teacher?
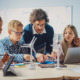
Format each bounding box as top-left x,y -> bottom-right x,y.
23,9 -> 54,62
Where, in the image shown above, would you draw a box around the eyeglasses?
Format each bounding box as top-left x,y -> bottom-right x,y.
11,30 -> 23,36
34,23 -> 45,27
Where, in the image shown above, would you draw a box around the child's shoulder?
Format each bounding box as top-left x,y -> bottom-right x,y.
19,39 -> 25,45
0,36 -> 10,44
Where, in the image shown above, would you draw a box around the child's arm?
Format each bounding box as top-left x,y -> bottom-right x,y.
0,52 -> 10,68
1,52 -> 10,64
0,60 -> 3,68
51,42 -> 64,60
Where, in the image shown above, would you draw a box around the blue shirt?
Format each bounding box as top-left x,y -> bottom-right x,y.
0,36 -> 28,62
22,24 -> 54,55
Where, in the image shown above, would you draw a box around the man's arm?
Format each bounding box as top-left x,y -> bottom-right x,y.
46,27 -> 54,54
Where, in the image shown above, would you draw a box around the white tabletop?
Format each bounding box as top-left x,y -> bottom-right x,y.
0,63 -> 80,80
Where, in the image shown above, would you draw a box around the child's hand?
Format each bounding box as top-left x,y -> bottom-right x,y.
24,54 -> 34,61
57,40 -> 61,44
51,51 -> 57,60
73,37 -> 80,47
1,52 -> 10,64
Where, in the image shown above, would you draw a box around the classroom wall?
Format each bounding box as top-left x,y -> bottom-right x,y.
0,0 -> 80,37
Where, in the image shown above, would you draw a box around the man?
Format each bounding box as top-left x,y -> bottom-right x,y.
23,9 -> 54,62
0,17 -> 10,68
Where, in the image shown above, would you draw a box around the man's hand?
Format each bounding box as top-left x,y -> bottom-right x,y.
44,54 -> 52,60
1,52 -> 10,64
24,54 -> 34,61
36,53 -> 46,63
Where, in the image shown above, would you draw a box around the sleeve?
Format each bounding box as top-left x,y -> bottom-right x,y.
22,30 -> 31,44
22,24 -> 31,44
0,40 -> 9,59
12,54 -> 24,63
46,28 -> 54,54
12,41 -> 29,63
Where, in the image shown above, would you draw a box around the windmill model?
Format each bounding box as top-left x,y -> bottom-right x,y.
51,34 -> 64,69
21,36 -> 37,69
51,43 -> 62,70
55,44 -> 63,69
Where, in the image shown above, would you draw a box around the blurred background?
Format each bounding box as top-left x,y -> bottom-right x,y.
0,0 -> 80,42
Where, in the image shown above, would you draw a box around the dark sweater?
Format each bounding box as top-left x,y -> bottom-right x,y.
23,24 -> 54,54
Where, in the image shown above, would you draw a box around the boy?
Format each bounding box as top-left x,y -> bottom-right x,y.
0,20 -> 28,63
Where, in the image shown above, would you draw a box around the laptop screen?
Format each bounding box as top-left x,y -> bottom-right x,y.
64,47 -> 80,64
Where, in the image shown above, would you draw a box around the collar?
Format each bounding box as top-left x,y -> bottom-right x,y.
8,36 -> 21,46
32,25 -> 46,34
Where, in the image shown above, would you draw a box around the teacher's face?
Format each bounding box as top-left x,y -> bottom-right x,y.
33,19 -> 46,34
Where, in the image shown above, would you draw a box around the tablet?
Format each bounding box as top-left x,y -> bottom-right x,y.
64,47 -> 80,64
3,56 -> 17,76
38,64 -> 67,68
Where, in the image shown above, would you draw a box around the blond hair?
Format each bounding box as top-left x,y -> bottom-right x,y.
8,20 -> 23,30
62,25 -> 78,59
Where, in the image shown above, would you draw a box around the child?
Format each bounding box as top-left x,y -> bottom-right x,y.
0,20 -> 28,63
52,25 -> 80,62
0,17 -> 10,68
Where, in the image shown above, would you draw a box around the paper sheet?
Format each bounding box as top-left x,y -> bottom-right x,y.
70,67 -> 80,73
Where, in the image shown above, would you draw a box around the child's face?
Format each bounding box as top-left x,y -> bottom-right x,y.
10,26 -> 23,41
64,28 -> 75,43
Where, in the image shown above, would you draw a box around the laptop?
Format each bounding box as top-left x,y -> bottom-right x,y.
64,47 -> 80,64
3,56 -> 17,76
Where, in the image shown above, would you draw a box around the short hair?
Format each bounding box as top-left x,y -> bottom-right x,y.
30,9 -> 49,24
0,17 -> 2,21
8,20 -> 23,30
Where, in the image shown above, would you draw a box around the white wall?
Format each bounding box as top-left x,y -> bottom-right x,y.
0,0 -> 80,37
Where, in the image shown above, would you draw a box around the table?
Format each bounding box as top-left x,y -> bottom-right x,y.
0,63 -> 80,80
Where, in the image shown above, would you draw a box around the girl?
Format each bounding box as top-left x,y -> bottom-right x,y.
52,25 -> 80,62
